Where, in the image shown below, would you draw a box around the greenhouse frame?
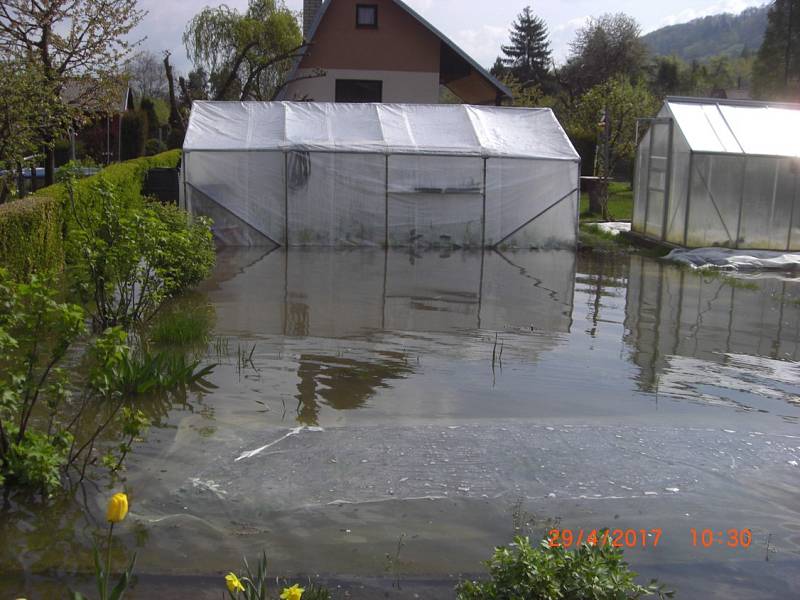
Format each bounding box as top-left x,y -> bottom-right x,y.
181,102 -> 580,248
633,97 -> 800,250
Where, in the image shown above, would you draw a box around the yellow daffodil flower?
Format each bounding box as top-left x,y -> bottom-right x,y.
106,492 -> 128,523
280,583 -> 305,600
225,572 -> 245,593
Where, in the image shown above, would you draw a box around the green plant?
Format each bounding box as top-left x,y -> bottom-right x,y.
0,270 -> 215,492
144,138 -> 167,156
456,535 -> 672,600
148,298 -> 215,347
224,552 -> 331,600
64,173 -> 214,330
0,195 -> 64,280
73,492 -> 137,600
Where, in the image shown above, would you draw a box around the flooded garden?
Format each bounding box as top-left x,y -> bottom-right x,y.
2,248 -> 800,598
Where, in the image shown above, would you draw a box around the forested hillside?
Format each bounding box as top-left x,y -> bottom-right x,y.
642,5 -> 769,61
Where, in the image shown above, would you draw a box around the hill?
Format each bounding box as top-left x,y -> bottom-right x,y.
642,5 -> 769,62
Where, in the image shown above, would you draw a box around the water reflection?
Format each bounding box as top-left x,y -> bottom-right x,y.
624,255 -> 800,412
295,352 -> 414,425
210,247 -> 576,337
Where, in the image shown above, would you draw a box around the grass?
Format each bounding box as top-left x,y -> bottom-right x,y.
580,181 -> 633,222
148,299 -> 216,347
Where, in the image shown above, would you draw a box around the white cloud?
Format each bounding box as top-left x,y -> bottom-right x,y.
453,25 -> 508,68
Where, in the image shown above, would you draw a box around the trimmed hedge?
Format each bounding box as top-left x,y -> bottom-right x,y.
0,150 -> 181,279
0,195 -> 64,279
38,149 -> 181,208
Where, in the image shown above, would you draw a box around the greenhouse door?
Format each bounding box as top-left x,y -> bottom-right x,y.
643,119 -> 673,240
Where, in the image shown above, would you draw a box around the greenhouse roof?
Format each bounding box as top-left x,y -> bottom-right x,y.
183,101 -> 579,161
664,97 -> 800,158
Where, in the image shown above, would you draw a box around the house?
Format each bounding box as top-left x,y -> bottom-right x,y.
277,0 -> 511,105
633,97 -> 800,250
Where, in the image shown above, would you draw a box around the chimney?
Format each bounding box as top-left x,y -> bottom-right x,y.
303,0 -> 322,40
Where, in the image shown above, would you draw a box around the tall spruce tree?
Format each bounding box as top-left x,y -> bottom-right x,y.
498,6 -> 552,87
753,0 -> 800,99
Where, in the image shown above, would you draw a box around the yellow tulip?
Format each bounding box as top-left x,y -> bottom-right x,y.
225,572 -> 245,593
280,584 -> 304,600
106,492 -> 128,523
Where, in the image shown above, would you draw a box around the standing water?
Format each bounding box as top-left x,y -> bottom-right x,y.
2,248 -> 800,598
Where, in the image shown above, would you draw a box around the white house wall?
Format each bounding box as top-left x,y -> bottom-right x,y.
283,68 -> 440,103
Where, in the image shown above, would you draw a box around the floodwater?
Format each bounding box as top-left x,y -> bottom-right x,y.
3,248 -> 800,598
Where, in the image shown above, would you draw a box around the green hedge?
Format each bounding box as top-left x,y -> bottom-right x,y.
0,150 -> 181,278
0,196 -> 64,279
38,149 -> 181,208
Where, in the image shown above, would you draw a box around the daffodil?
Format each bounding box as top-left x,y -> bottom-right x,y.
280,583 -> 304,600
225,572 -> 245,593
106,492 -> 128,523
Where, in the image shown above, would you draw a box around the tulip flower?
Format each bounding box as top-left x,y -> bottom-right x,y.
106,492 -> 128,523
280,584 -> 304,600
225,572 -> 245,593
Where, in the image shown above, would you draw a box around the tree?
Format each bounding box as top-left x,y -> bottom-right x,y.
183,0 -> 306,101
753,0 -> 800,99
567,76 -> 658,219
497,6 -> 552,88
0,0 -> 145,184
0,60 -> 70,201
127,51 -> 168,99
565,14 -> 648,95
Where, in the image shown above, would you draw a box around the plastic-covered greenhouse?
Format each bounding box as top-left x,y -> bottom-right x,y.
181,102 -> 579,248
633,97 -> 800,250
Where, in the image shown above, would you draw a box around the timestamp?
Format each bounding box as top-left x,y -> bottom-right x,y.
690,528 -> 752,548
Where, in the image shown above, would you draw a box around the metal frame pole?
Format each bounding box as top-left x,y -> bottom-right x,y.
683,153 -> 694,247
734,157 -> 748,249
284,152 -> 289,247
385,154 -> 389,248
481,158 -> 487,248
660,119 -> 674,241
643,126 -> 656,236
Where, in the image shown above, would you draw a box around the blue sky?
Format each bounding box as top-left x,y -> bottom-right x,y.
134,0 -> 768,75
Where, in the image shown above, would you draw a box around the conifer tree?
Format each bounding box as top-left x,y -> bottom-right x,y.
498,6 -> 552,87
753,0 -> 800,99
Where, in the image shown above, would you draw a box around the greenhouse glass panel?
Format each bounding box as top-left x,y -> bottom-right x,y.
632,128 -> 650,233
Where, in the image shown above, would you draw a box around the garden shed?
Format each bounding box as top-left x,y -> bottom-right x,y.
633,97 -> 800,250
182,101 -> 579,248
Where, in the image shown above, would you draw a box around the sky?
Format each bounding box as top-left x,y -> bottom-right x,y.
133,0 -> 768,75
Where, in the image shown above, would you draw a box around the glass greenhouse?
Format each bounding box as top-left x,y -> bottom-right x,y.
182,102 -> 579,248
633,97 -> 800,250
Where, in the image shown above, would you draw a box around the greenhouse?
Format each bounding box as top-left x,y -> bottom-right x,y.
181,101 -> 580,248
633,97 -> 800,250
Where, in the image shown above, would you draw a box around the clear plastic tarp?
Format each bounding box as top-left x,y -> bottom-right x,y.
183,102 -> 580,248
632,98 -> 800,251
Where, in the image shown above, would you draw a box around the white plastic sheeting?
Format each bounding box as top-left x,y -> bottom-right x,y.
664,248 -> 800,271
183,102 -> 580,248
633,98 -> 800,251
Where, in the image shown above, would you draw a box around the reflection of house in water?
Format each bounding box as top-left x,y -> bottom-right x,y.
210,248 -> 576,337
624,255 -> 800,410
295,352 -> 414,425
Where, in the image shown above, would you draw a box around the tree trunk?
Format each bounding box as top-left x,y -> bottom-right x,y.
44,145 -> 55,186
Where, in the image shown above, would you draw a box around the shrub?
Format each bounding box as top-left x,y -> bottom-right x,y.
144,138 -> 167,156
0,196 -> 64,279
456,535 -> 672,600
65,177 -> 214,329
0,270 -> 215,493
120,110 -> 149,160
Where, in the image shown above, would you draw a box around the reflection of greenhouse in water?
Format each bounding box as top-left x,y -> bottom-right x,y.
211,248 -> 576,337
624,256 -> 800,408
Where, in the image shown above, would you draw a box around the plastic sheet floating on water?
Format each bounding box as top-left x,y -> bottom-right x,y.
664,247 -> 800,271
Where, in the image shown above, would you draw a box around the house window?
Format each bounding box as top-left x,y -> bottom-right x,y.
356,4 -> 378,28
335,79 -> 383,103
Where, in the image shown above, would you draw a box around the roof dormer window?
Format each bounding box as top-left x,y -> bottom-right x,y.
356,4 -> 378,28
